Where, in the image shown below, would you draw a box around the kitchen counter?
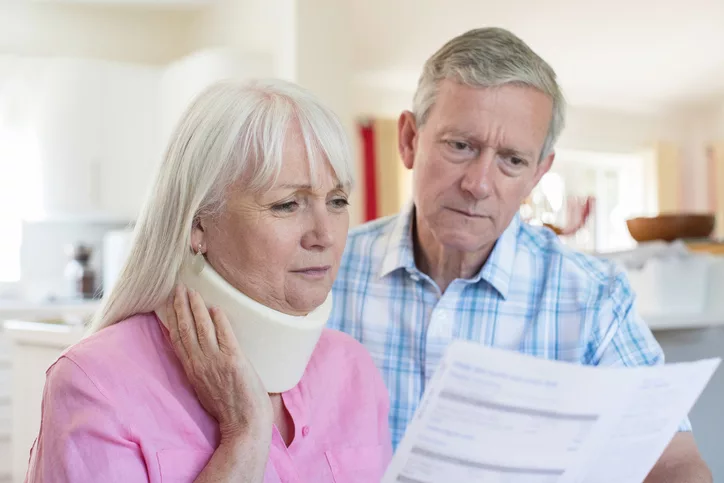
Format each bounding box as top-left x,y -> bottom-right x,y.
599,242 -> 724,331
644,312 -> 724,331
0,299 -> 100,326
2,320 -> 85,348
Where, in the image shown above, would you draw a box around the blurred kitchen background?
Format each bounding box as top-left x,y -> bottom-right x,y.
1,0 -> 724,481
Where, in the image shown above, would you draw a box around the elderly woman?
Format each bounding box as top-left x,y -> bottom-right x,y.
25,79 -> 392,482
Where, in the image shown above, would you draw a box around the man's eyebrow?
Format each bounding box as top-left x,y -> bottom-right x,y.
438,127 -> 476,138
498,147 -> 536,159
438,128 -> 536,159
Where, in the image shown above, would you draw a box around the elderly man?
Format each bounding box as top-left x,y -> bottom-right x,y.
329,27 -> 711,482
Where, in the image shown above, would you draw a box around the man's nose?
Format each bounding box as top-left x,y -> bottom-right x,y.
460,150 -> 494,199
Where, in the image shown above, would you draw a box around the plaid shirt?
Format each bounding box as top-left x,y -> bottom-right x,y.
329,204 -> 690,448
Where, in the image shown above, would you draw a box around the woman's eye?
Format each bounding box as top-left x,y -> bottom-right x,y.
330,198 -> 349,209
271,201 -> 298,213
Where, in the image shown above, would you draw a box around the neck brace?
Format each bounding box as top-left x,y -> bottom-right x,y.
177,253 -> 331,393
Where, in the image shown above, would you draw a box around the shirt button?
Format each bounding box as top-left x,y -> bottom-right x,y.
302,426 -> 310,437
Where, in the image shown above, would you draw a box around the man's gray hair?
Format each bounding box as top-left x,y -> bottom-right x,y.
412,27 -> 566,160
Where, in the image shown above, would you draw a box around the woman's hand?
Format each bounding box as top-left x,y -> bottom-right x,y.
167,285 -> 272,482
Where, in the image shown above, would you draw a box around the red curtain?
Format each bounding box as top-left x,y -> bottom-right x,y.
359,121 -> 377,222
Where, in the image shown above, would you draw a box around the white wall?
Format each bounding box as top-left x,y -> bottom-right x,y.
188,0 -> 291,72
0,2 -> 198,64
351,82 -> 678,152
557,106 -> 676,153
717,103 -> 724,137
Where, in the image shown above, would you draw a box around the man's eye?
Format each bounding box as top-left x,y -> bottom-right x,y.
504,155 -> 528,167
447,141 -> 471,151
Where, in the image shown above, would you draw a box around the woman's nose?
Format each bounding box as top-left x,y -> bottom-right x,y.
301,210 -> 334,251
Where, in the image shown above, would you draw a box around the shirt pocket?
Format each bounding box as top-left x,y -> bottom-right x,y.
324,444 -> 387,483
156,448 -> 213,483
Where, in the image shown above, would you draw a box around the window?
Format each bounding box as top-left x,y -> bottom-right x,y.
0,57 -> 45,283
523,149 -> 657,253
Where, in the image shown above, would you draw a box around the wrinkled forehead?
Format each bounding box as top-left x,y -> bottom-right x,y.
429,81 -> 552,154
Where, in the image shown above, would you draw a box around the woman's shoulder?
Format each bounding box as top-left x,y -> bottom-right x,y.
56,313 -> 171,389
65,313 -> 163,361
315,328 -> 372,357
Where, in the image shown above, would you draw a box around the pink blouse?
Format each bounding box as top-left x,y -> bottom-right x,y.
25,313 -> 392,482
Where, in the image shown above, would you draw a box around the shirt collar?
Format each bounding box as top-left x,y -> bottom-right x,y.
475,213 -> 520,299
377,203 -> 521,299
378,202 -> 417,279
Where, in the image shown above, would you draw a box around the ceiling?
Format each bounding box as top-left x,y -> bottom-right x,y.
349,0 -> 724,113
26,0 -> 214,6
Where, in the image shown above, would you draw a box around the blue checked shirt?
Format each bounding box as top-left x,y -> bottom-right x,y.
329,204 -> 691,449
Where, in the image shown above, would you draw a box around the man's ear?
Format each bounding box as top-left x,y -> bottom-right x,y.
531,151 -> 555,189
398,111 -> 419,170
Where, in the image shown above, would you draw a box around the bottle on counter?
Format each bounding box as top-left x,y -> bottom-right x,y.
64,243 -> 97,300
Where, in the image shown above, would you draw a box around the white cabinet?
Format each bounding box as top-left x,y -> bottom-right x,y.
35,58 -> 106,219
27,58 -> 161,222
4,321 -> 83,483
3,50 -> 271,224
98,63 -> 161,221
0,327 -> 10,483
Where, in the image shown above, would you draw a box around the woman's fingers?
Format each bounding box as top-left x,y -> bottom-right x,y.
172,284 -> 201,356
165,286 -> 272,444
188,289 -> 219,352
166,288 -> 191,365
209,306 -> 238,356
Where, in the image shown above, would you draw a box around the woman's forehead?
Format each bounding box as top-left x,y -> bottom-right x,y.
274,157 -> 343,191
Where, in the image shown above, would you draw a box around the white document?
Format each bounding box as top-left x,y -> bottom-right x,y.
382,340 -> 719,483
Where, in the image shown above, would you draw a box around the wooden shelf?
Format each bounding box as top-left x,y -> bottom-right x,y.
686,241 -> 724,256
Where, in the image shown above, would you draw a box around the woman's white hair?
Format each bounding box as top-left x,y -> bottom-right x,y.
88,78 -> 354,334
413,27 -> 566,160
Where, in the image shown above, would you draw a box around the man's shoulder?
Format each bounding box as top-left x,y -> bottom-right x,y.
516,222 -> 627,296
341,214 -> 400,263
347,214 -> 399,243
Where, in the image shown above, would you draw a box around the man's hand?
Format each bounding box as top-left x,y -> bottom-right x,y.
644,432 -> 711,483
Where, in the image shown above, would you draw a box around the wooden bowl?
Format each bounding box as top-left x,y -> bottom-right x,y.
626,214 -> 715,243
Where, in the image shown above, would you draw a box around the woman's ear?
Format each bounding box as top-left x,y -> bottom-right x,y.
190,217 -> 207,254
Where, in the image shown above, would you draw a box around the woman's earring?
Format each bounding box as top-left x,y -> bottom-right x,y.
191,243 -> 206,273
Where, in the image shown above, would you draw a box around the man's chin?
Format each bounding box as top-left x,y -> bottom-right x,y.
438,231 -> 495,254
